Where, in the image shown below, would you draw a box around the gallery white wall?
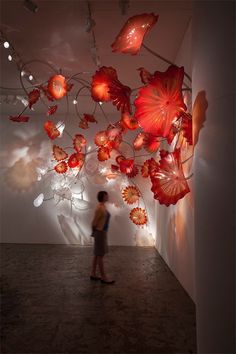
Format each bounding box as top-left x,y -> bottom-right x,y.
0,110 -> 156,246
154,20 -> 195,301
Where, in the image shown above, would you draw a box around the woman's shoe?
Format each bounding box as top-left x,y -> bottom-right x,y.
101,279 -> 115,284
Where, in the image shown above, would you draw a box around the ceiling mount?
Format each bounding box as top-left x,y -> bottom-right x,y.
23,0 -> 38,14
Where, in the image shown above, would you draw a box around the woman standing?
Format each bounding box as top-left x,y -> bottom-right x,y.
90,191 -> 115,284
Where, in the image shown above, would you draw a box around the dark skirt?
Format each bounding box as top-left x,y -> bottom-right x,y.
93,230 -> 108,256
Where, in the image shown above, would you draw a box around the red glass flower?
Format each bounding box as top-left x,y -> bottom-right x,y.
54,161 -> 68,174
133,132 -> 146,150
111,13 -> 158,55
9,115 -> 30,123
141,160 -> 150,178
181,112 -> 193,145
150,148 -> 190,206
79,119 -> 89,129
47,105 -> 58,116
134,65 -> 187,138
108,80 -> 132,114
129,208 -> 148,226
73,134 -> 87,152
28,89 -> 40,108
44,121 -> 60,140
116,155 -> 125,164
83,114 -> 97,123
122,186 -> 141,204
119,159 -> 134,174
91,66 -> 131,113
143,134 -> 161,153
68,153 -> 85,169
121,112 -> 139,130
91,66 -> 117,102
47,75 -> 68,100
148,157 -> 159,178
138,67 -> 153,84
126,165 -> 139,178
53,145 -> 68,161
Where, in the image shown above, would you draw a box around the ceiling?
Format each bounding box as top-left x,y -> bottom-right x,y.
0,0 -> 192,116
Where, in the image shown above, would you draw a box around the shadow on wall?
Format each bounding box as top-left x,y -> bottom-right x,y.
193,91 -> 208,146
57,214 -> 92,245
1,126 -> 50,193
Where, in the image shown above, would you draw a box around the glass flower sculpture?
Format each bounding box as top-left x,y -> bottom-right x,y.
47,75 -> 68,100
129,207 -> 148,226
68,153 -> 85,169
44,120 -> 60,140
134,65 -> 187,139
73,134 -> 87,152
54,161 -> 68,174
111,13 -> 158,55
122,185 -> 141,204
52,145 -> 68,161
150,148 -> 190,206
91,66 -> 131,113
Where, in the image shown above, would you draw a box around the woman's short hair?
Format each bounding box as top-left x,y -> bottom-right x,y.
97,191 -> 108,202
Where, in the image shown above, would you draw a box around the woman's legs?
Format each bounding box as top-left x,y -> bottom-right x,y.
91,256 -> 98,277
97,256 -> 106,279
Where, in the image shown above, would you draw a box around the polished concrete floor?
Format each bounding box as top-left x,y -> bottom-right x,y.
1,245 -> 196,354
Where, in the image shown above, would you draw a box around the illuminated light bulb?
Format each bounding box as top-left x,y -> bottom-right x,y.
98,101 -> 103,105
33,193 -> 44,207
21,71 -> 25,77
3,41 -> 10,48
87,146 -> 92,151
29,75 -> 34,81
8,55 -> 12,61
73,99 -> 77,105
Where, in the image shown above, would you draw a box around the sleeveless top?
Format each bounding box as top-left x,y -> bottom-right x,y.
103,210 -> 111,232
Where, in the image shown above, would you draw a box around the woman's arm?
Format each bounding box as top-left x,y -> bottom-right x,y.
92,207 -> 105,229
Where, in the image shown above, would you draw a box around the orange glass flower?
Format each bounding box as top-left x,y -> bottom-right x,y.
111,13 -> 158,55
54,161 -> 68,174
52,145 -> 68,161
122,186 -> 141,204
47,75 -> 68,100
150,148 -> 190,206
44,120 -> 60,140
97,147 -> 111,161
134,65 -> 187,138
73,134 -> 87,152
129,208 -> 148,226
94,131 -> 109,147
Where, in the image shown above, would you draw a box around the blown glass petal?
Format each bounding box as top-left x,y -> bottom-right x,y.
150,148 -> 190,206
134,65 -> 186,138
111,13 -> 158,55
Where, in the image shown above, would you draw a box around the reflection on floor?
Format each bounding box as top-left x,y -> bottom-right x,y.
1,245 -> 196,353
